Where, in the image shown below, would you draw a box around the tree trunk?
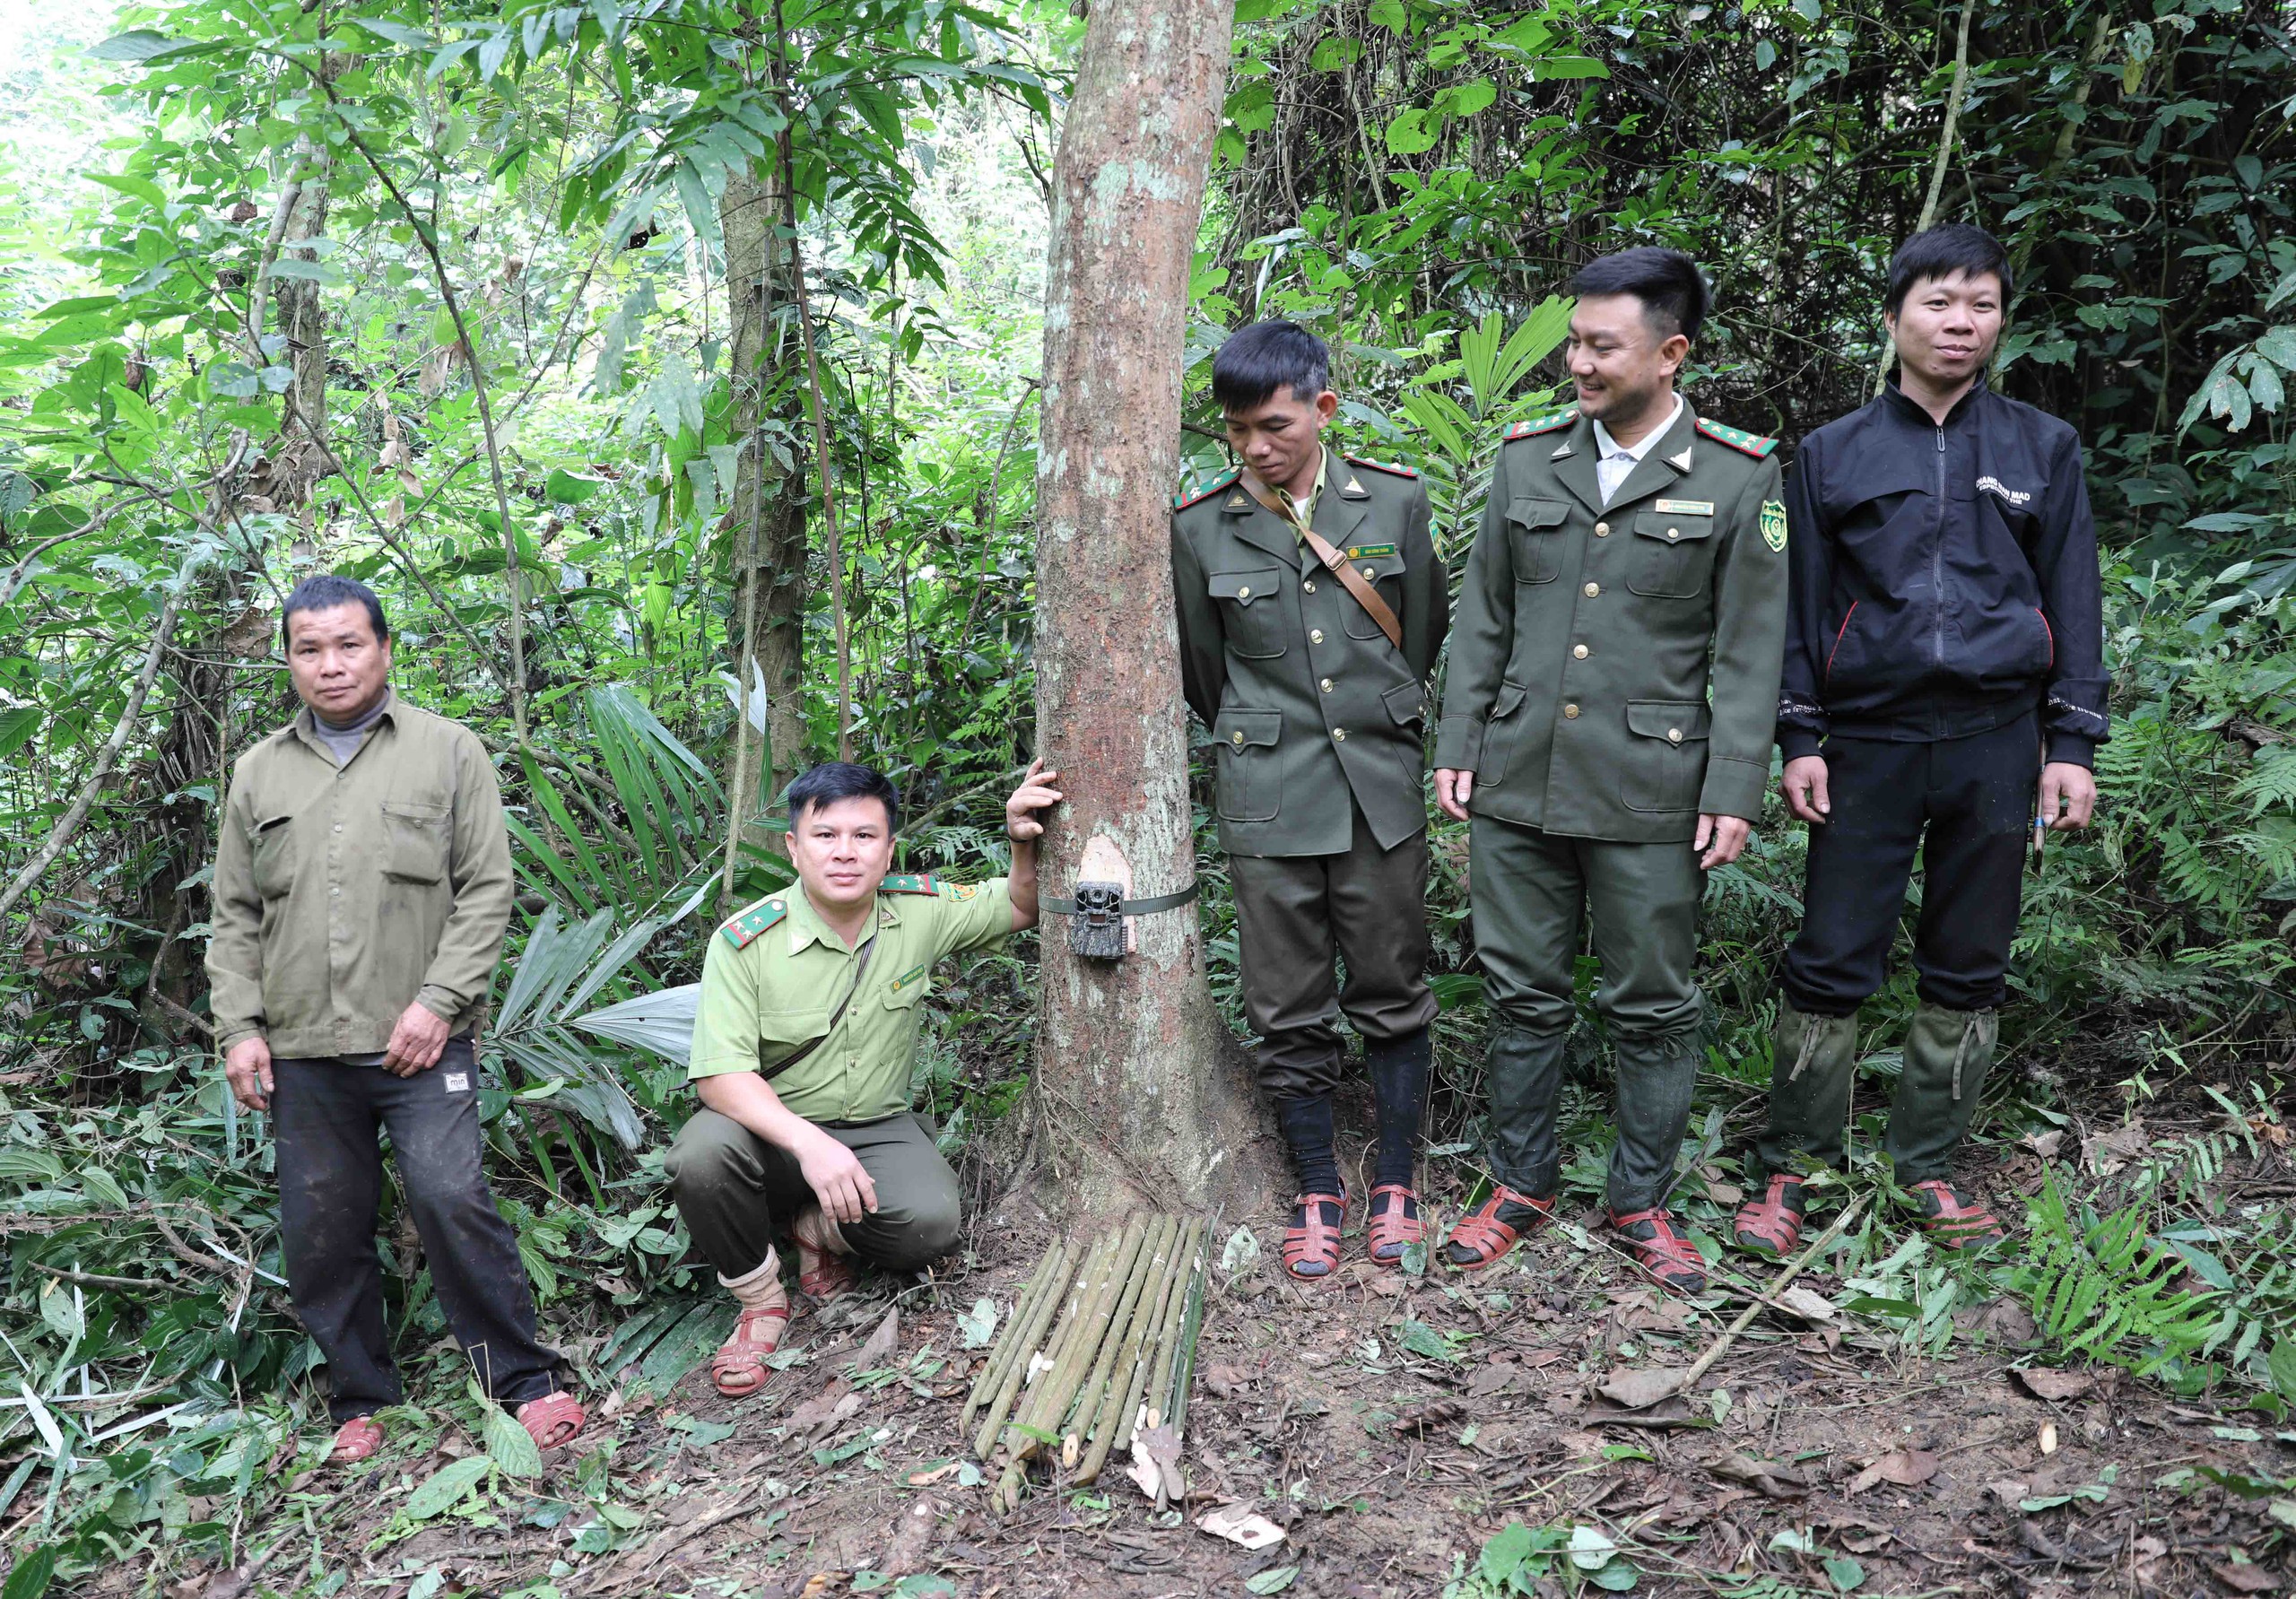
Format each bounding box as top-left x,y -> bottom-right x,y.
721,161 -> 808,856
1029,0 -> 1270,1218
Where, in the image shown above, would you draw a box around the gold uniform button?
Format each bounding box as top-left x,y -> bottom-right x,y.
1303,579 -> 1317,594
1572,643 -> 1588,659
1667,728 -> 1683,743
1361,565 -> 1377,578
1584,581 -> 1601,597
1332,728 -> 1347,743
1562,704 -> 1580,719
1231,731 -> 1245,746
1310,629 -> 1325,644
1666,527 -> 1680,542
1237,586 -> 1251,599
1594,520 -> 1610,536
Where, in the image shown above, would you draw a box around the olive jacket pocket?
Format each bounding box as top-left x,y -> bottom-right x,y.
1213,707 -> 1284,823
1620,700 -> 1712,813
1625,511 -> 1718,599
380,801 -> 450,883
1507,498 -> 1570,584
1208,568 -> 1288,658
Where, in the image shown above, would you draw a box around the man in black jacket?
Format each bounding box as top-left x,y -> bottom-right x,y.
1734,225 -> 2108,1256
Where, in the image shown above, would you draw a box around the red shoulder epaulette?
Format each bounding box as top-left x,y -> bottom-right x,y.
1344,453 -> 1417,479
1694,418 -> 1779,458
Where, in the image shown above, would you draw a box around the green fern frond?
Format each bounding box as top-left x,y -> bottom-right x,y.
2233,745 -> 2296,819
2015,1166 -> 2218,1376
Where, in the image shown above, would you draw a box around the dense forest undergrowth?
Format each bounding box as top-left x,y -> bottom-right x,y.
1,0 -> 2294,1593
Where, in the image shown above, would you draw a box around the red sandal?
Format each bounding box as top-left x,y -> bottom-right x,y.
516,1390 -> 587,1451
1367,1184 -> 1425,1267
1442,1186 -> 1553,1270
1909,1180 -> 2005,1249
1281,1189 -> 1349,1281
791,1209 -> 857,1302
1733,1174 -> 1807,1256
326,1415 -> 384,1465
711,1301 -> 792,1396
1608,1208 -> 1709,1293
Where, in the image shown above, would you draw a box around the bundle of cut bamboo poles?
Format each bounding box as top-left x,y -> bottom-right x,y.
957,1216 -> 1208,1514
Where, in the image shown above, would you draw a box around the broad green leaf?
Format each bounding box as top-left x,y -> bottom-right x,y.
88,30 -> 176,61
483,1403 -> 543,1479
1246,1569 -> 1298,1595
1,1544 -> 57,1599
403,1454 -> 492,1520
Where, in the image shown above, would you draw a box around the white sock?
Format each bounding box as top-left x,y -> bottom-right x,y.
718,1247 -> 786,1312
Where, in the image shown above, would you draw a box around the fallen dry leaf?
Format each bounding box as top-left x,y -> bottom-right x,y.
1196,1501 -> 1285,1551
905,1461 -> 962,1487
1848,1450 -> 1939,1493
2084,1119 -> 2150,1177
1556,1430 -> 1606,1456
798,1576 -> 846,1599
1770,1286 -> 1839,1324
2013,1366 -> 2097,1401
2039,1421 -> 2059,1455
1126,1421 -> 1185,1503
1708,1181 -> 1744,1205
1711,1454 -> 1810,1499
1393,1398 -> 1467,1436
1467,1361 -> 1518,1398
879,1494 -> 939,1577
857,1306 -> 900,1369
2213,1561 -> 2280,1594
2022,1130 -> 2064,1159
1597,1367 -> 1686,1410
1987,1480 -> 2029,1508
787,1378 -> 859,1437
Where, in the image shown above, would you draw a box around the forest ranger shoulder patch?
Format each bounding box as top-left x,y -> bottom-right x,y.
1761,500 -> 1788,552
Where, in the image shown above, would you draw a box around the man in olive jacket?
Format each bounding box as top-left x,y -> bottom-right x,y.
1434,249 -> 1788,1291
208,575 -> 581,1465
1171,321 -> 1448,1281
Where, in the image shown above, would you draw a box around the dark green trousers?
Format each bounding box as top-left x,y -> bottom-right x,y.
665,1108 -> 961,1279
1469,815 -> 1704,1212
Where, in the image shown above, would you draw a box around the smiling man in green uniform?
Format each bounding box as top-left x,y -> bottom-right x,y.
1170,320 -> 1448,1282
666,759 -> 1061,1396
1434,248 -> 1789,1292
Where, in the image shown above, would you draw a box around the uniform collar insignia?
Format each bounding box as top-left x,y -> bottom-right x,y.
1343,476 -> 1366,497
1551,441 -> 1574,459
1667,447 -> 1692,471
1223,492 -> 1249,510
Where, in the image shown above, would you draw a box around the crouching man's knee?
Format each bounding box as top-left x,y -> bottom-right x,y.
665,1109 -> 756,1208
862,1167 -> 962,1273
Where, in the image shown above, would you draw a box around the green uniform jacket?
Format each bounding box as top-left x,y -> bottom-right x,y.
1171,445 -> 1449,857
1434,404 -> 1789,842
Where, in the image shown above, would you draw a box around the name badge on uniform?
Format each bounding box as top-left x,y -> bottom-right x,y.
1347,543 -> 1397,560
443,1072 -> 470,1093
1654,498 -> 1714,516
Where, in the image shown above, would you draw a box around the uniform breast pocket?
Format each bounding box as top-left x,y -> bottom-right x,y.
1209,568 -> 1288,658
1506,498 -> 1570,584
379,801 -> 450,884
1620,700 -> 1710,813
1626,511 -> 1718,598
1213,707 -> 1283,823
882,960 -> 930,1015
1340,548 -> 1408,640
251,813 -> 296,899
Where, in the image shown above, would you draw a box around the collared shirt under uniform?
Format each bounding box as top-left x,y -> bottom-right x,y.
688,875 -> 1011,1124
1593,395 -> 1684,506
207,691 -> 514,1056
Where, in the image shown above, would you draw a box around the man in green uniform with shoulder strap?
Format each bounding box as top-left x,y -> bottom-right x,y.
1170,320 -> 1448,1282
1434,249 -> 1789,1292
667,759 -> 1061,1396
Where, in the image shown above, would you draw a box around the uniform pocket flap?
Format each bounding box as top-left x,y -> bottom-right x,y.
1507,497 -> 1570,530
1213,708 -> 1283,749
1633,510 -> 1715,543
1624,700 -> 1711,742
1381,680 -> 1429,726
379,800 -> 448,823
1209,568 -> 1283,605
1490,682 -> 1528,719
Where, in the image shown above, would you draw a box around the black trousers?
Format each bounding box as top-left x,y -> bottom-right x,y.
1229,804 -> 1439,1098
1779,714 -> 2039,1016
274,1039 -> 559,1421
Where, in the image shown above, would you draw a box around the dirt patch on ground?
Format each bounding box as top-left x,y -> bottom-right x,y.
127,1134 -> 2296,1599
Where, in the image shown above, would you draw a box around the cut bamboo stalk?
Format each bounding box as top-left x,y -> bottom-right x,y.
1164,1229 -> 1209,1437
971,1233 -> 1099,1459
1078,1216 -> 1191,1483
1008,1219 -> 1142,1459
961,1241 -> 1063,1429
1142,1220 -> 1202,1430
1063,1214 -> 1172,1463
1013,1226 -> 1119,1440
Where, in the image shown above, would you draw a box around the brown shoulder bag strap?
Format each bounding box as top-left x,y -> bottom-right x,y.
761,934 -> 880,1083
1236,469 -> 1405,652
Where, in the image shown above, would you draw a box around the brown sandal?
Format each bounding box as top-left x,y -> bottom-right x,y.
711,1302 -> 792,1396
1909,1180 -> 2005,1249
1608,1208 -> 1709,1293
326,1415 -> 384,1464
1442,1186 -> 1552,1270
1367,1184 -> 1424,1267
1281,1189 -> 1349,1281
1733,1174 -> 1807,1256
516,1391 -> 587,1451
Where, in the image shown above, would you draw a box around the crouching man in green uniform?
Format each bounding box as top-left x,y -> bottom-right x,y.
1171,321 -> 1448,1282
668,759 -> 1060,1395
1434,248 -> 1789,1292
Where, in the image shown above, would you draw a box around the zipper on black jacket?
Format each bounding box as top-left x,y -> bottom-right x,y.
1932,422 -> 1946,670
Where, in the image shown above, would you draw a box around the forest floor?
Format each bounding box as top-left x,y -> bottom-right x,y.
118,1075 -> 2296,1599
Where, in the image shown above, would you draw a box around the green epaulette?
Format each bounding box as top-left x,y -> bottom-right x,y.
1344,453 -> 1417,479
880,873 -> 941,896
1695,418 -> 1779,458
1173,470 -> 1239,511
1505,408 -> 1578,440
718,896 -> 788,949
